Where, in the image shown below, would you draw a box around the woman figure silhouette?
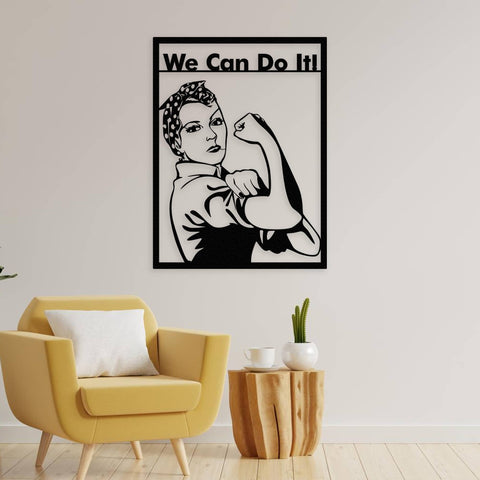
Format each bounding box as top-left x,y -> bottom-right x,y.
160,80 -> 320,265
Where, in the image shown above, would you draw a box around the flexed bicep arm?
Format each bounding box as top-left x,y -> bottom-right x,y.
234,113 -> 321,257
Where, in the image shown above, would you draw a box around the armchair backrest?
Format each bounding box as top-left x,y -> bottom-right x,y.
17,296 -> 160,370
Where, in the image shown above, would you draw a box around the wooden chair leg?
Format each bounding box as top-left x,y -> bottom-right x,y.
77,444 -> 95,480
130,441 -> 143,459
170,438 -> 190,476
35,431 -> 53,467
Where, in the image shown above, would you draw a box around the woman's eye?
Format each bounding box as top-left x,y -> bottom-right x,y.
185,124 -> 201,133
211,117 -> 224,126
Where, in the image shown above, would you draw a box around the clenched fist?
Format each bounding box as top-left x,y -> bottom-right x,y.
225,169 -> 262,198
233,113 -> 271,145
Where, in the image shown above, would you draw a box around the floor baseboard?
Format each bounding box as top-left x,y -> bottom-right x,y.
1,424 -> 479,444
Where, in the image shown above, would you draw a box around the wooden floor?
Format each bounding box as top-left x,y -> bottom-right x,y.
1,443 -> 480,479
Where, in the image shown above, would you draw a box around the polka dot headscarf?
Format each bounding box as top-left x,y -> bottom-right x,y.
159,80 -> 216,157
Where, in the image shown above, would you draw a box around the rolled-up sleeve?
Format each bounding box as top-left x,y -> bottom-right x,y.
176,177 -> 252,229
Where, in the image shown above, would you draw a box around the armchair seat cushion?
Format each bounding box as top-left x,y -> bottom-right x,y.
79,375 -> 202,416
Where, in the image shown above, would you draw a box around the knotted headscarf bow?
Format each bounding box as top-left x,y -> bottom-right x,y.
159,80 -> 216,156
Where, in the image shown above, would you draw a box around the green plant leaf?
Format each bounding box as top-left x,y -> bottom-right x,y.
294,308 -> 299,342
301,298 -> 309,342
0,273 -> 18,281
291,313 -> 298,342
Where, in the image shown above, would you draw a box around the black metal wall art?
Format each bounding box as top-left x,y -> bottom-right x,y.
153,37 -> 326,268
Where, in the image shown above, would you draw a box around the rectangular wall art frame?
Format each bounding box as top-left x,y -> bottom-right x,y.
153,37 -> 327,269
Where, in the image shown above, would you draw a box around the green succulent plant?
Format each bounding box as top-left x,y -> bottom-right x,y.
0,265 -> 17,281
0,247 -> 17,281
291,297 -> 310,343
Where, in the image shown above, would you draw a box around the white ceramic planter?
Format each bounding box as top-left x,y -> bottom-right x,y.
282,342 -> 318,370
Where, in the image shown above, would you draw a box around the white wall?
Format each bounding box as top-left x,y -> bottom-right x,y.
1,0 -> 480,442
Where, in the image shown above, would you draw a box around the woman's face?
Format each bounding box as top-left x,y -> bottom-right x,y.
178,101 -> 227,165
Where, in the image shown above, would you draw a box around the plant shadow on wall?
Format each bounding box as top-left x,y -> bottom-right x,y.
0,247 -> 17,281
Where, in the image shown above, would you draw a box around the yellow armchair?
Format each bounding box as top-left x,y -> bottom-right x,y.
0,296 -> 230,479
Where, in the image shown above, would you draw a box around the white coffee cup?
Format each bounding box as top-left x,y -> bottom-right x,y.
244,347 -> 275,368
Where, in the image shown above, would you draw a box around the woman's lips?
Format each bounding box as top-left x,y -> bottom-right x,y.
207,145 -> 221,153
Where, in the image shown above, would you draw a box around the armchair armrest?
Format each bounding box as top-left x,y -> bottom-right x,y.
0,331 -> 96,443
157,327 -> 230,437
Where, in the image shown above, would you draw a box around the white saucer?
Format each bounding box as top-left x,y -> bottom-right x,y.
243,364 -> 282,372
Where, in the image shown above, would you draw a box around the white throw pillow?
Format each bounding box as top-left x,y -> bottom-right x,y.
45,309 -> 158,378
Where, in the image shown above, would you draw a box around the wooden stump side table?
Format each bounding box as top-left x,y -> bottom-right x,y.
228,369 -> 324,459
